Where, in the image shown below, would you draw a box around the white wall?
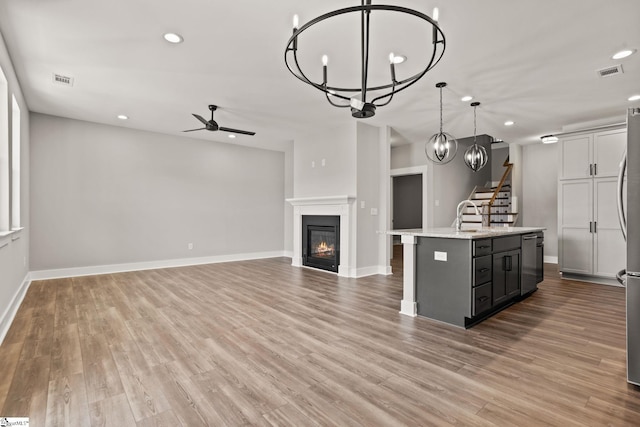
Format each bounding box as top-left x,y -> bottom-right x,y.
30,114 -> 285,271
293,123 -> 356,198
0,31 -> 30,343
522,142 -> 558,259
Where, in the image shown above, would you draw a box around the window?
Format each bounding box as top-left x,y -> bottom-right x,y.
11,94 -> 20,229
0,65 -> 9,232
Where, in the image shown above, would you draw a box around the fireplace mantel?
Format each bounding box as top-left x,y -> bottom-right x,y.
287,196 -> 356,277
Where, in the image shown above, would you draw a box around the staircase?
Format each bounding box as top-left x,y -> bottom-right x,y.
459,158 -> 518,230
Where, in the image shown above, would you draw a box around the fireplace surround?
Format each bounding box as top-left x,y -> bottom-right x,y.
287,195 -> 355,277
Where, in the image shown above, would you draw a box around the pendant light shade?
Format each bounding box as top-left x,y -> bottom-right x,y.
425,82 -> 458,165
464,102 -> 488,172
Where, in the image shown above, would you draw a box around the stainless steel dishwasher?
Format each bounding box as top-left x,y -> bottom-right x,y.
521,233 -> 538,295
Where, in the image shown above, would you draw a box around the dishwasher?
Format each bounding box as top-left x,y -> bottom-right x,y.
521,233 -> 539,296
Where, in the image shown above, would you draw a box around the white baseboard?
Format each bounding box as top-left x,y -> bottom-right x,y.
283,250 -> 293,259
29,250 -> 288,281
0,273 -> 31,346
354,265 -> 392,278
544,256 -> 558,264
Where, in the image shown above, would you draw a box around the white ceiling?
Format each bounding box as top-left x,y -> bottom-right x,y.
0,0 -> 639,151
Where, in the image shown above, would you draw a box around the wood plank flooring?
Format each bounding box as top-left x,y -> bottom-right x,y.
1,253 -> 640,426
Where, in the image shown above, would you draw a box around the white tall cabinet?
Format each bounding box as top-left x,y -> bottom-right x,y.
558,127 -> 626,280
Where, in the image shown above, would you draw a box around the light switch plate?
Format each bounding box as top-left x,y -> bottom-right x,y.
434,251 -> 447,261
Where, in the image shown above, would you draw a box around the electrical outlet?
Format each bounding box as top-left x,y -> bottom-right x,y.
361,201 -> 366,209
188,243 -> 193,250
434,251 -> 447,261
370,208 -> 378,216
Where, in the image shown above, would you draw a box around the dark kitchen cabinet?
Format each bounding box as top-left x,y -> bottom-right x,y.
492,249 -> 521,305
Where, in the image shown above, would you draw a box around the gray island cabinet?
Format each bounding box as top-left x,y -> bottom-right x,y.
388,227 -> 545,328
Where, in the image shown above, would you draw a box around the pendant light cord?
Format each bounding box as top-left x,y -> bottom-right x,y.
473,104 -> 477,143
439,86 -> 443,133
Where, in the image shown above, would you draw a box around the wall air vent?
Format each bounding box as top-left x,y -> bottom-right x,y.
52,73 -> 74,86
596,64 -> 623,78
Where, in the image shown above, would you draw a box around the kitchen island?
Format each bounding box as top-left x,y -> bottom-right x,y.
388,227 -> 545,328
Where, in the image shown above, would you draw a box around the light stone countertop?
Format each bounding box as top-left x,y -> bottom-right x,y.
385,226 -> 546,240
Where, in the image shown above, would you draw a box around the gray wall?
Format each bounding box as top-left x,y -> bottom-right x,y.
391,135 -> 492,228
0,31 -> 30,341
356,122 -> 381,270
30,114 -> 285,270
522,142 -> 558,259
491,146 -> 510,182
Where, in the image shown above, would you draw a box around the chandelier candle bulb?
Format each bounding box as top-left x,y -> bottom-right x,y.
433,7 -> 439,22
293,14 -> 299,30
322,55 -> 328,84
389,53 -> 397,82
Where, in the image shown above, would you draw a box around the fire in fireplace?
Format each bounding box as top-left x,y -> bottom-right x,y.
302,215 -> 340,272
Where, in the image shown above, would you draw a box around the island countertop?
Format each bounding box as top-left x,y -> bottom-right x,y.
385,226 -> 546,240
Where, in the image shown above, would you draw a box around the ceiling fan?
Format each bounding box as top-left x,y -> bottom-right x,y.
183,105 -> 256,136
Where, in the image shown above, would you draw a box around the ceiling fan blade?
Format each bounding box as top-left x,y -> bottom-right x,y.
192,114 -> 210,126
219,127 -> 256,136
183,128 -> 207,132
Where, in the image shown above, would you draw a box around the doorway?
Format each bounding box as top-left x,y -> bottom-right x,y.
392,173 -> 423,230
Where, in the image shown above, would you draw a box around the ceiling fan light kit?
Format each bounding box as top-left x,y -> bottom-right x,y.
183,105 -> 255,136
463,102 -> 488,172
284,1 -> 446,118
425,82 -> 458,165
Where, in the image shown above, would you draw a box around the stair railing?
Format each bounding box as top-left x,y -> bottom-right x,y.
487,156 -> 514,225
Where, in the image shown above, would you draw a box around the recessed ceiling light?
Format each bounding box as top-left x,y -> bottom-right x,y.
117,114 -> 128,120
163,32 -> 183,44
228,134 -> 236,139
612,49 -> 636,60
461,95 -> 473,102
629,94 -> 640,102
391,55 -> 406,64
504,120 -> 514,126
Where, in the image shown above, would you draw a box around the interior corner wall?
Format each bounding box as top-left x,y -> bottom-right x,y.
29,114 -> 285,271
292,123 -> 356,198
0,31 -> 30,343
356,122 -> 382,272
522,142 -> 558,258
283,141 -> 294,256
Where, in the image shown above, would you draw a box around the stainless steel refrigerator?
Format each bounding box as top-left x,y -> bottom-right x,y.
624,107 -> 640,385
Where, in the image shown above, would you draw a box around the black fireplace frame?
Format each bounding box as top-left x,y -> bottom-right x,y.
302,215 -> 340,272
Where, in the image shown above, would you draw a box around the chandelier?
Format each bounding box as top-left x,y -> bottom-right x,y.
425,82 -> 458,164
284,1 -> 446,118
463,102 -> 489,172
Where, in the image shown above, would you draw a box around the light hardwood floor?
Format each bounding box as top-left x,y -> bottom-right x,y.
1,254 -> 640,426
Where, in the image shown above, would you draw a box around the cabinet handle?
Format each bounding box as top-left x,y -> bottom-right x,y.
594,163 -> 597,176
478,296 -> 489,303
593,221 -> 597,233
504,255 -> 512,271
477,245 -> 490,249
478,268 -> 490,273
589,221 -> 593,233
589,164 -> 593,176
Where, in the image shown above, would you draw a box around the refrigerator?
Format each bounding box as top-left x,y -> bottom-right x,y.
625,107 -> 640,385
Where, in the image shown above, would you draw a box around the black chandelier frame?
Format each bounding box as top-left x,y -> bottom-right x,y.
284,1 -> 446,118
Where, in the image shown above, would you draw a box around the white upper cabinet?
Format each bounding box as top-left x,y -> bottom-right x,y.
559,128 -> 626,180
593,129 -> 626,178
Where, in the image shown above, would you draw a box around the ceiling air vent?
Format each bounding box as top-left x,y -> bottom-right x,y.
596,64 -> 623,78
52,73 -> 74,86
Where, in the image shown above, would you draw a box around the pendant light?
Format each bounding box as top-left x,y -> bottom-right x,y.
464,102 -> 488,172
425,82 -> 458,164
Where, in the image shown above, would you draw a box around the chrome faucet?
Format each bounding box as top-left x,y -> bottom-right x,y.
456,200 -> 480,231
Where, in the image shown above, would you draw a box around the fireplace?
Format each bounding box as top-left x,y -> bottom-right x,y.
302,215 -> 340,272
